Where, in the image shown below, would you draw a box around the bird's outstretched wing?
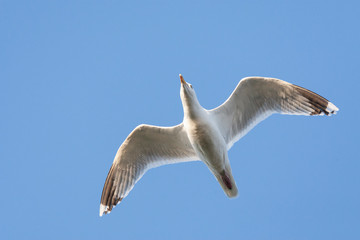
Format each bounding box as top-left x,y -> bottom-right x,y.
209,77 -> 339,149
100,123 -> 198,216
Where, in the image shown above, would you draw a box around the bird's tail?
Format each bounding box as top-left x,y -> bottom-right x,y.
215,170 -> 238,198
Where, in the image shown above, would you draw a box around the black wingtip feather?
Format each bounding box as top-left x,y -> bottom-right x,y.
100,164 -> 122,215
292,84 -> 334,116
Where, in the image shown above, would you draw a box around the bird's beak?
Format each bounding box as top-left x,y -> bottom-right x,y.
179,74 -> 186,84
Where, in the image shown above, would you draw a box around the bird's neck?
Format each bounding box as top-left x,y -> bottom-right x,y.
182,96 -> 205,120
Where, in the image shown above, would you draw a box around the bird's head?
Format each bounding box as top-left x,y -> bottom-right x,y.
179,74 -> 202,116
179,74 -> 196,101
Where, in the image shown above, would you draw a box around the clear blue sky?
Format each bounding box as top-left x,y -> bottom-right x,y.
1,1 -> 359,239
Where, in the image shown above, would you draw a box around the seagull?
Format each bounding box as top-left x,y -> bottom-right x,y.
99,74 -> 338,216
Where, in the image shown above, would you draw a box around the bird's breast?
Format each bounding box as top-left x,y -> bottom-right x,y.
184,118 -> 227,170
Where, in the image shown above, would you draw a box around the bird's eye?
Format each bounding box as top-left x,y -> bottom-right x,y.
189,84 -> 193,89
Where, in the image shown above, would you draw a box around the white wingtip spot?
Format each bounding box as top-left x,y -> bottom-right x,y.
327,102 -> 339,115
99,204 -> 107,217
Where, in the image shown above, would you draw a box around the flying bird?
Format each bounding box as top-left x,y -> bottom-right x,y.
100,74 -> 338,216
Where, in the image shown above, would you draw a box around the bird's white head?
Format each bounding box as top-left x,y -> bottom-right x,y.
179,74 -> 202,117
179,74 -> 196,100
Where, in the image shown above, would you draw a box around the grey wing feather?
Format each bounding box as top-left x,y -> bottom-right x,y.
100,123 -> 197,216
209,77 -> 339,149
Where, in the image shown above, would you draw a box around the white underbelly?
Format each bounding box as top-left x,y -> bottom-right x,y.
185,119 -> 227,171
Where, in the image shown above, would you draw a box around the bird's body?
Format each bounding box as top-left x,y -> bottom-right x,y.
99,75 -> 338,216
181,79 -> 238,197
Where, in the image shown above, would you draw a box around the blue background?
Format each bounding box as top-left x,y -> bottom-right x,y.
1,1 -> 359,239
